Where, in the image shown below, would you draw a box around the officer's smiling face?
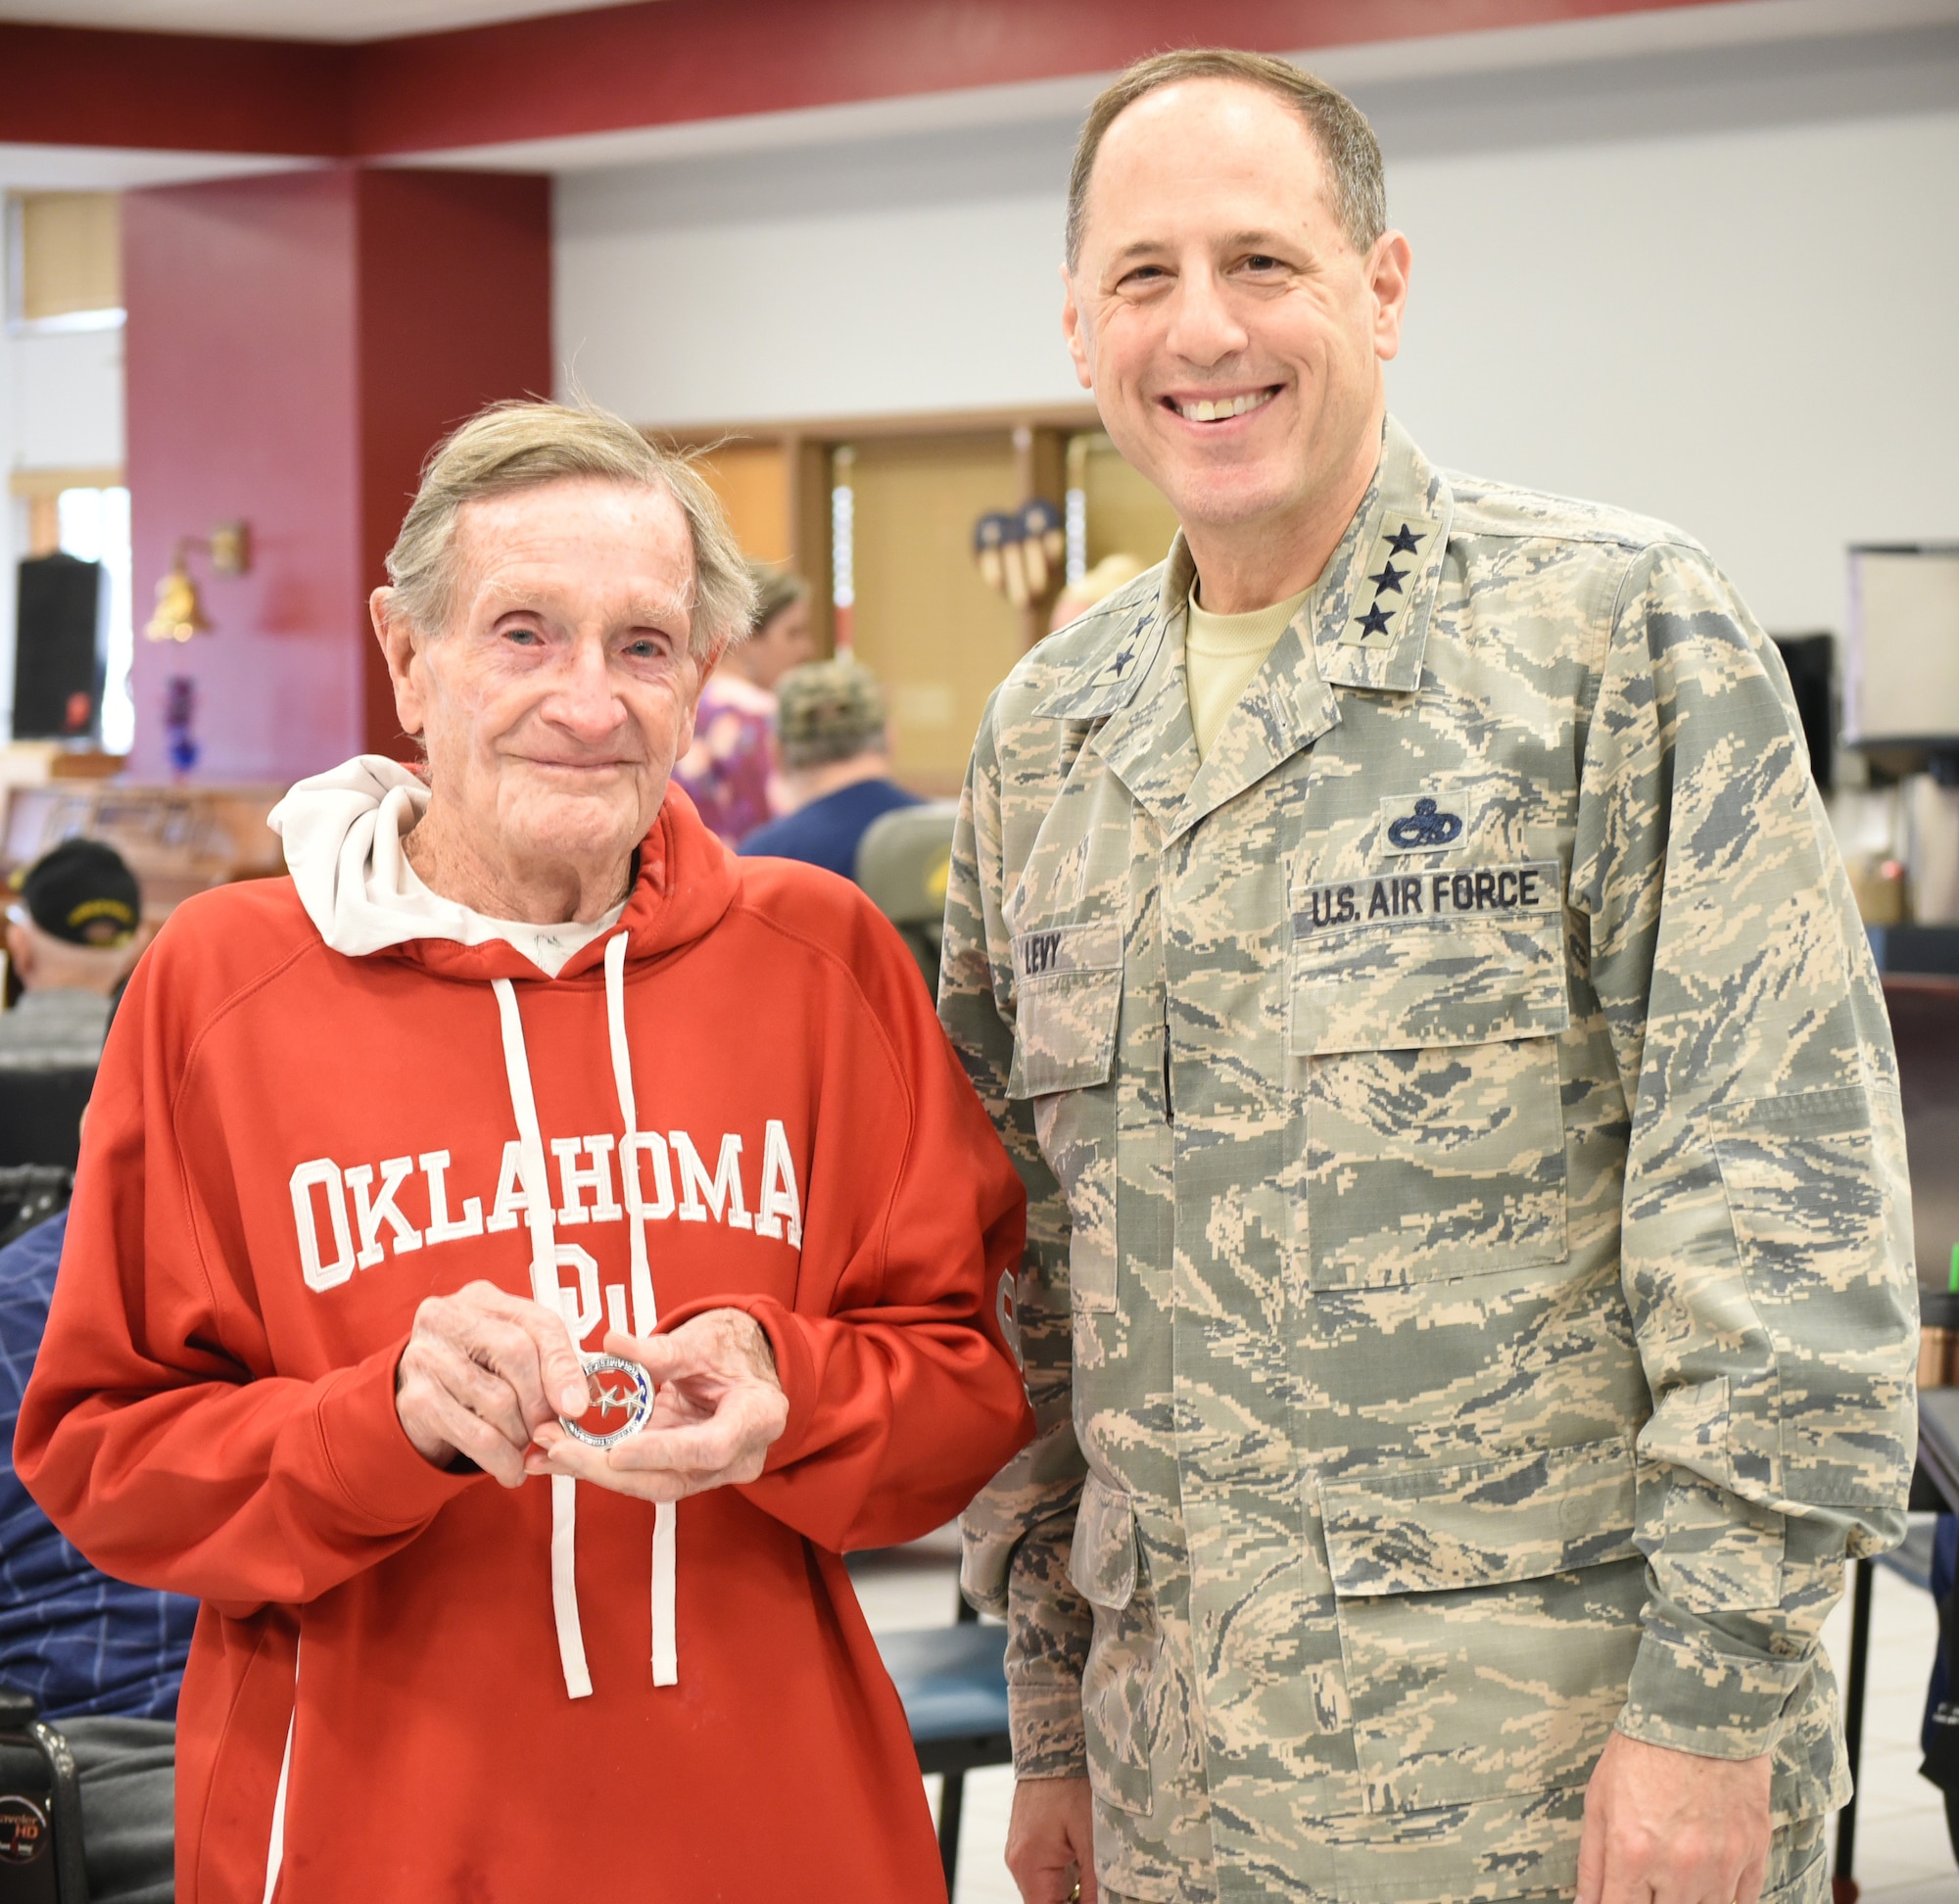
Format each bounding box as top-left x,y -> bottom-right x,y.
1064,78 -> 1410,538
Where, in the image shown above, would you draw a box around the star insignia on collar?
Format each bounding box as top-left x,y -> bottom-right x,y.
1358,602 -> 1394,640
1385,522 -> 1423,557
1366,560 -> 1407,595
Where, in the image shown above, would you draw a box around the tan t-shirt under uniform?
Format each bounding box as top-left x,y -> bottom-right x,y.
1183,584 -> 1311,759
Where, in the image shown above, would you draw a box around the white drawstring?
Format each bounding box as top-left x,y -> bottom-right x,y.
605,932 -> 679,1687
493,937 -> 676,1699
261,1644 -> 297,1902
493,977 -> 593,1701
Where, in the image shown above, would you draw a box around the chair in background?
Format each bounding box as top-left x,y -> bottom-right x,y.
0,1166 -> 73,1249
0,1071 -> 92,1173
856,801 -> 960,1000
877,1595 -> 1013,1898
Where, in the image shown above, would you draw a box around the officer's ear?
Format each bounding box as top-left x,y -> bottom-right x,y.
1368,230 -> 1413,364
1061,262 -> 1094,393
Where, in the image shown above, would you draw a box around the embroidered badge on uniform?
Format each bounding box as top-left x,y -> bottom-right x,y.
1386,797 -> 1462,849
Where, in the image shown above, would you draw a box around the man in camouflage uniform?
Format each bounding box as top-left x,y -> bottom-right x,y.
939,47 -> 1917,1904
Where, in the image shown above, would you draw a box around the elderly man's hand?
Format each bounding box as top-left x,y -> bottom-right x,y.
396,1280 -> 590,1488
1576,1731 -> 1771,1904
527,1309 -> 788,1501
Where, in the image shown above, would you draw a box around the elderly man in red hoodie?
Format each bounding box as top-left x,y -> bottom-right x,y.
16,401 -> 1033,1904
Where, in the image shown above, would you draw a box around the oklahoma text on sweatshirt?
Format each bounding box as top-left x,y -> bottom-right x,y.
16,761 -> 1032,1903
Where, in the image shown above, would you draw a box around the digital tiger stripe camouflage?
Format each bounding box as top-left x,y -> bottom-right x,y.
938,417 -> 1917,1904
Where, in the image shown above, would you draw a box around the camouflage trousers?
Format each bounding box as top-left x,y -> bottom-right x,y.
1098,1810 -> 1830,1904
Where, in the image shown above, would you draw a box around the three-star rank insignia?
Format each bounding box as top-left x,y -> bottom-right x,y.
1342,514 -> 1439,650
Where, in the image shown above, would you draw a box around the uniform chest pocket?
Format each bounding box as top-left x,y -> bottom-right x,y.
1289,864 -> 1570,1289
1010,921 -> 1123,1311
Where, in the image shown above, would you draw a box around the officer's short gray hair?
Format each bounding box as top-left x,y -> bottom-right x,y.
384,400 -> 756,659
1066,48 -> 1386,268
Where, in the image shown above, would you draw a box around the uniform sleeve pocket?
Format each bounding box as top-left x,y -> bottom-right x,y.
1068,1471 -> 1155,1816
1712,1085 -> 1915,1510
1320,1437 -> 1646,1815
1068,1471 -> 1138,1609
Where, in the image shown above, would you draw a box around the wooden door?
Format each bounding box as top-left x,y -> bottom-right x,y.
1078,433 -> 1181,573
847,433 -> 1025,796
692,441 -> 790,565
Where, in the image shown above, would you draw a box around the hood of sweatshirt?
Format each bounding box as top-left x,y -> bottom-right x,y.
262,754 -> 745,1710
267,754 -> 741,982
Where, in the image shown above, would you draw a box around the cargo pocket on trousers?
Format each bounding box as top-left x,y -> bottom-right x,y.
1320,1435 -> 1644,1814
1011,925 -> 1123,1313
1289,898 -> 1570,1289
1069,1472 -> 1155,1815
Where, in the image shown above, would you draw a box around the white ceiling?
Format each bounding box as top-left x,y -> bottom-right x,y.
0,0 -> 623,38
0,141 -> 311,187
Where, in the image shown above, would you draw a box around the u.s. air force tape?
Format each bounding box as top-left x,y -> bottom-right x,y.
1294,861 -> 1561,935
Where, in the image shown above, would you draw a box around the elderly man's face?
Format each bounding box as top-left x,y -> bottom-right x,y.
1063,79 -> 1408,537
395,479 -> 708,883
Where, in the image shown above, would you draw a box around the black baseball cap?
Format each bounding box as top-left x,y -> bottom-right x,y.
15,839 -> 141,947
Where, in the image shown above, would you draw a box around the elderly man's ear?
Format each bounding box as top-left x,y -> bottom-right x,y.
370,587 -> 429,741
4,920 -> 35,986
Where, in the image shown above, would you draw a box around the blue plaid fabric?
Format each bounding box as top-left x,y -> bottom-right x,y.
0,1211 -> 197,1720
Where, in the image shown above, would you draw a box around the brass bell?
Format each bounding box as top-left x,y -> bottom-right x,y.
144,543 -> 210,643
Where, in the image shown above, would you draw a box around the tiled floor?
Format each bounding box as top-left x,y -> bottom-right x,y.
855,1520 -> 1959,1904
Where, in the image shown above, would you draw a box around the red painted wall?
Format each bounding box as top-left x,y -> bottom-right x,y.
124,170 -> 365,785
124,167 -> 550,784
356,169 -> 552,758
1,0 -> 1744,161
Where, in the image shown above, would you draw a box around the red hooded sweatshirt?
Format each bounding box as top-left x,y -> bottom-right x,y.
15,760 -> 1031,1904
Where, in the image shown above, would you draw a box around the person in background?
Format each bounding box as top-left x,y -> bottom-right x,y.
2,1198 -> 194,1904
673,561 -> 814,843
1047,550 -> 1145,634
0,839 -> 143,1068
739,658 -> 923,882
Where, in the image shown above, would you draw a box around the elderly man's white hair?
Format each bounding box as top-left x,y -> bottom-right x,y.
385,399 -> 758,659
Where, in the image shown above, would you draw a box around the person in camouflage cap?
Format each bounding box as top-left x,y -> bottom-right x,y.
739,657 -> 924,881
938,46 -> 1916,1904
775,654 -> 888,764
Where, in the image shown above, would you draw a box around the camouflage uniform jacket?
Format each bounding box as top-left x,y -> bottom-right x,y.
939,417 -> 1917,1903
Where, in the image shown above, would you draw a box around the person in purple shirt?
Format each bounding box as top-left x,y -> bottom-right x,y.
739,658 -> 922,883
673,564 -> 814,844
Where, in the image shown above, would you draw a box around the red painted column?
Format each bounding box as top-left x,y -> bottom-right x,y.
124,165 -> 549,783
